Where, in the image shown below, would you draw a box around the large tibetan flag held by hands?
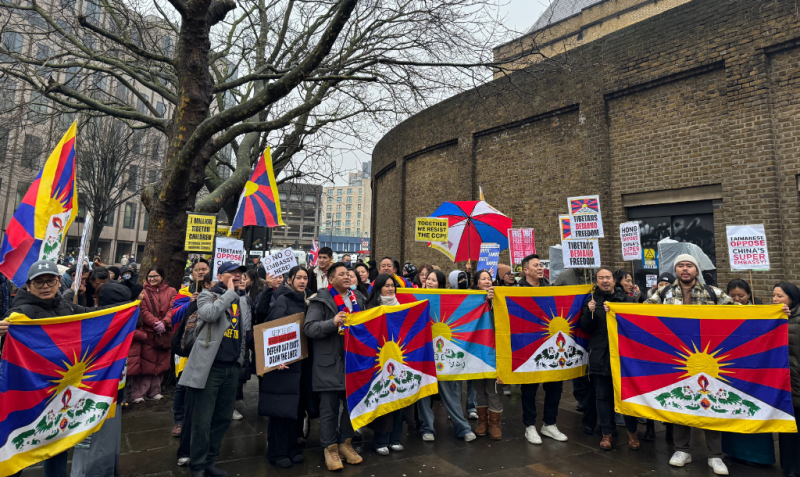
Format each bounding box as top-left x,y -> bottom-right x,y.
396,289 -> 495,380
230,146 -> 284,232
0,302 -> 140,476
494,285 -> 593,384
0,121 -> 78,287
344,301 -> 437,429
607,302 -> 796,433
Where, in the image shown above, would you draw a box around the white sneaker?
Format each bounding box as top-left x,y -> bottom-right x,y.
463,432 -> 476,442
375,447 -> 389,456
177,457 -> 190,466
525,425 -> 542,445
422,433 -> 435,442
540,424 -> 568,442
389,444 -> 404,452
232,409 -> 243,420
468,411 -> 479,420
708,458 -> 729,475
669,451 -> 692,467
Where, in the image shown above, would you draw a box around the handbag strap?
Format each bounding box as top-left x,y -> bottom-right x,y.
145,289 -> 161,322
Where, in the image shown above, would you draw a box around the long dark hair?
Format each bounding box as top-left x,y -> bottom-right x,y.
727,279 -> 753,304
426,270 -> 447,289
366,274 -> 400,308
245,268 -> 260,302
775,282 -> 800,309
349,267 -> 369,297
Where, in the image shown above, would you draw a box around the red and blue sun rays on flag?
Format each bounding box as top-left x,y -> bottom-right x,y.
396,289 -> 495,380
230,147 -> 285,232
570,197 -> 599,214
344,301 -> 437,429
0,302 -> 139,474
494,285 -> 593,384
171,287 -> 193,327
607,303 -> 796,433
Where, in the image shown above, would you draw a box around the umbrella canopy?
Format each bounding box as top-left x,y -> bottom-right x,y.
428,201 -> 512,262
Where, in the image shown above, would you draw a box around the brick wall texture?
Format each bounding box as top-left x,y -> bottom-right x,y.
371,0 -> 800,296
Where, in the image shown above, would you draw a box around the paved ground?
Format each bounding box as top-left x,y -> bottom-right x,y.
20,380 -> 785,476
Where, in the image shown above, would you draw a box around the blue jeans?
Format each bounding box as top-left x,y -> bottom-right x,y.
373,411 -> 404,448
417,381 -> 472,438
466,381 -> 477,413
173,383 -> 186,424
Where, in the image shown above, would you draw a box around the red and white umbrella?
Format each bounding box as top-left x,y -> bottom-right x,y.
428,201 -> 512,262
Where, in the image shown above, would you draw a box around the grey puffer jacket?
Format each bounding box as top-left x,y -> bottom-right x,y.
303,287 -> 366,392
788,303 -> 800,408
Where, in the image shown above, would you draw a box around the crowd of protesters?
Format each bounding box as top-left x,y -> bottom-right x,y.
1,247 -> 800,477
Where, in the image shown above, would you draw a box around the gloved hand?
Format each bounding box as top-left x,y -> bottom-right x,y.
153,321 -> 166,334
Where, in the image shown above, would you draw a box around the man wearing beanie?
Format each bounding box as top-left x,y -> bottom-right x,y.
645,254 -> 733,475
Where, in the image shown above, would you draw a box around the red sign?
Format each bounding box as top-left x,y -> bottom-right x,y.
508,228 -> 536,266
268,331 -> 297,346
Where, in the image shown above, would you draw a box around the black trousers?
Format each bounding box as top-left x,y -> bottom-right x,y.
268,417 -> 302,463
177,384 -> 194,459
594,374 -> 637,435
187,364 -> 239,472
580,376 -> 598,431
780,406 -> 800,475
521,381 -> 562,427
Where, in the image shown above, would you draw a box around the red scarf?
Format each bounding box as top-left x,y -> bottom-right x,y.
328,283 -> 361,314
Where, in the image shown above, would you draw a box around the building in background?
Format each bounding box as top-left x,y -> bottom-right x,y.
270,182 -> 322,252
320,161 -> 371,239
318,235 -> 370,255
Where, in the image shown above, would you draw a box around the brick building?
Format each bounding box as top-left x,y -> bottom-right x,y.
370,0 -> 800,296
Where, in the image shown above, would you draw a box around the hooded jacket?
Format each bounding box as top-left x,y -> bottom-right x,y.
579,286 -> 634,376
448,270 -> 470,290
134,281 -> 177,377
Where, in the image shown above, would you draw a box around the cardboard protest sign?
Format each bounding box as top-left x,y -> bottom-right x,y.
727,225 -> 770,270
568,195 -> 604,239
562,239 -> 601,268
184,213 -> 216,252
619,222 -> 641,261
477,243 -> 500,279
254,313 -> 307,375
508,228 -> 536,266
559,215 -> 572,240
415,217 -> 448,242
212,237 -> 245,278
264,247 -> 298,276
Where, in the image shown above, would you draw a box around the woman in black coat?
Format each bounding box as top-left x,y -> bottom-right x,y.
259,266 -> 310,468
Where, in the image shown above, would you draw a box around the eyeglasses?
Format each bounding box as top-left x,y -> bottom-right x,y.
147,275 -> 161,280
31,277 -> 58,289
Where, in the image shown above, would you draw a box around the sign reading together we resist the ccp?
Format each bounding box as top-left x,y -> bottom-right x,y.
415,217 -> 449,242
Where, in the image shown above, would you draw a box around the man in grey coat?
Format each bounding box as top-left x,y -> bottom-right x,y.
179,262 -> 250,477
304,262 -> 366,471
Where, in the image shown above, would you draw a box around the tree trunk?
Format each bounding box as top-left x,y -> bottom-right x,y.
88,222 -> 104,262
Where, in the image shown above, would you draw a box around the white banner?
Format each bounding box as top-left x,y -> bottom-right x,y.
213,237 -> 245,278
568,195 -> 604,239
726,224 -> 770,270
72,215 -> 93,298
620,221 -> 641,262
264,322 -> 302,368
264,247 -> 298,277
562,239 -> 601,269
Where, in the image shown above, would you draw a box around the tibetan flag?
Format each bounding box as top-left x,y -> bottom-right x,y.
494,285 -> 593,384
344,301 -> 437,429
559,215 -> 571,240
171,286 -> 193,327
607,302 -> 796,433
0,302 -> 140,475
230,146 -> 284,232
0,121 -> 78,287
396,289 -> 495,380
570,197 -> 599,214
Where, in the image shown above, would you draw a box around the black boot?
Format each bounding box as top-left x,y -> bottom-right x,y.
643,420 -> 655,441
665,423 -> 673,445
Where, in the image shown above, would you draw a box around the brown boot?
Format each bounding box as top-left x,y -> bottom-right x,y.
488,410 -> 502,440
338,438 -> 363,464
600,434 -> 613,450
474,407 -> 489,436
324,444 -> 343,471
627,431 -> 640,450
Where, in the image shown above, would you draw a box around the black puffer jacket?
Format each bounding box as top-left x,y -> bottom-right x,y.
518,276 -> 550,287
6,288 -> 95,319
788,303 -> 800,408
579,286 -> 634,376
258,284 -> 311,418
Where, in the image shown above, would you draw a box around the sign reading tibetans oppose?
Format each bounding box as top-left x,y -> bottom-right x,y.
620,221 -> 642,261
493,285 -> 593,384
212,237 -> 245,278
184,213 -> 217,252
562,239 -> 601,269
415,217 -> 449,242
508,228 -> 536,266
396,289 -> 495,381
726,224 -> 770,271
568,195 -> 604,239
344,301 -> 437,429
606,302 -> 796,433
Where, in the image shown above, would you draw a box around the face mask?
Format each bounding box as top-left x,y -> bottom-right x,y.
122,274 -> 132,280
350,284 -> 357,291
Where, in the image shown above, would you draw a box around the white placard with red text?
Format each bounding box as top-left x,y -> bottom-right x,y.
213,236 -> 245,278
508,228 -> 536,266
726,225 -> 770,270
619,221 -> 641,261
568,195 -> 604,239
562,239 -> 601,269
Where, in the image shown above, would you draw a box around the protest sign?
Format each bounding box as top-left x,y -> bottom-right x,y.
264,247 -> 298,276
508,228 -> 536,266
568,195 -> 604,238
562,239 -> 601,268
212,237 -> 245,278
619,221 -> 641,261
415,217 -> 449,242
253,313 -> 307,375
478,243 -> 500,279
184,213 -> 216,252
727,224 -> 770,270
72,215 -> 93,301
559,215 -> 572,240
646,274 -> 657,288
215,225 -> 242,239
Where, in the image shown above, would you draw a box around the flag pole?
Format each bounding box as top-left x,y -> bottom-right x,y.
750,269 -> 755,302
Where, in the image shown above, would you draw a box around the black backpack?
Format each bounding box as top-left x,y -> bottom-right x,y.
658,283 -> 718,305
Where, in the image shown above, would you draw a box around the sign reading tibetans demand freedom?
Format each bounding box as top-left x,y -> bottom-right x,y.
493,285 -> 593,384
607,302 -> 796,433
620,221 -> 642,261
344,300 -> 437,429
726,224 -> 770,270
568,195 -> 604,239
184,213 -> 217,252
508,228 -> 536,266
212,237 -> 245,278
263,247 -> 298,276
396,289 -> 495,381
562,239 -> 601,269
478,243 -> 500,279
415,217 -> 449,242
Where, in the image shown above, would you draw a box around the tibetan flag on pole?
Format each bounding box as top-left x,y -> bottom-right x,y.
0,302 -> 140,475
344,301 -> 437,429
494,285 -> 593,384
396,289 -> 495,380
230,146 -> 284,232
0,121 -> 78,287
171,286 -> 193,327
607,302 -> 796,433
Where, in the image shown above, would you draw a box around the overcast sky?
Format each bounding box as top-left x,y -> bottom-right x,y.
325,0 -> 552,185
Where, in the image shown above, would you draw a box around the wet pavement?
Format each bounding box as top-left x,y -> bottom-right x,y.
19,380 -> 785,476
